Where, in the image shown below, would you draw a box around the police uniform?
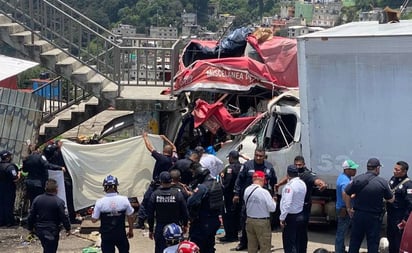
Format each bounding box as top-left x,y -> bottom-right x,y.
221,160 -> 242,241
147,172 -> 188,253
151,150 -> 176,180
387,175 -> 412,253
171,157 -> 194,185
136,180 -> 160,228
280,166 -> 307,253
28,189 -> 71,253
187,171 -> 221,253
345,170 -> 393,253
234,159 -> 277,249
0,151 -> 19,227
297,167 -> 319,253
22,153 -> 63,205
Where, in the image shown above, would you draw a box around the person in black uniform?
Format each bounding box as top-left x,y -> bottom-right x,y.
22,147 -> 65,206
170,152 -> 199,185
0,150 -> 20,227
345,157 -> 394,253
219,150 -> 242,242
135,179 -> 161,229
27,179 -> 71,253
170,169 -> 191,200
276,155 -> 327,253
43,142 -> 77,224
233,147 -> 277,251
386,161 -> 412,253
92,175 -> 135,253
187,163 -> 222,253
143,133 -> 177,180
147,171 -> 189,253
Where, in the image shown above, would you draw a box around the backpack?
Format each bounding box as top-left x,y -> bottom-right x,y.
207,179 -> 224,211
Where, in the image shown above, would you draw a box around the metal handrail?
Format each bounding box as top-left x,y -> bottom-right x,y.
31,76 -> 92,122
0,0 -> 181,97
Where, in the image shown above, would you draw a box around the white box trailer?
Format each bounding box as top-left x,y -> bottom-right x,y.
297,20 -> 412,220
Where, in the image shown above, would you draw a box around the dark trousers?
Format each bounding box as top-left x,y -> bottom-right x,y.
154,223 -> 167,253
298,204 -> 311,253
64,178 -> 76,222
190,215 -> 220,253
137,205 -> 147,225
222,197 -> 241,239
101,233 -> 130,253
36,228 -> 59,253
348,210 -> 382,253
239,203 -> 248,246
0,185 -> 16,226
387,210 -> 404,253
26,185 -> 44,206
282,212 -> 305,253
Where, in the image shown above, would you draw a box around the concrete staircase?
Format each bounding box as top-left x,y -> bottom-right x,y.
0,13 -> 117,143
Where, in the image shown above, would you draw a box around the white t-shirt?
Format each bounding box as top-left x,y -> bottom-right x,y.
244,183 -> 276,218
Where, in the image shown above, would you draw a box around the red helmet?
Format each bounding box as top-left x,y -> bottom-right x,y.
177,241 -> 200,253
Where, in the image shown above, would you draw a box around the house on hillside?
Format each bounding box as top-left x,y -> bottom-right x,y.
0,54 -> 38,89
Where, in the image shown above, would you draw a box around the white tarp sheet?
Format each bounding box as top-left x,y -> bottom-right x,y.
48,170 -> 67,210
60,135 -> 162,211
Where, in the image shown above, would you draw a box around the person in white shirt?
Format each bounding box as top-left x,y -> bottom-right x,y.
280,165 -> 307,253
194,146 -> 224,178
92,175 -> 135,253
244,171 -> 277,253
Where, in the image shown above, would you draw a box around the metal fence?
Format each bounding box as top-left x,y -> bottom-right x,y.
0,88 -> 44,165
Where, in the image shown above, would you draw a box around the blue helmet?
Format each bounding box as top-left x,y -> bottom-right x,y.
163,223 -> 183,243
103,175 -> 119,186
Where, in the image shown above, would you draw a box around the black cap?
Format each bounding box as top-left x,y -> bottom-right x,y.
367,158 -> 381,167
287,165 -> 299,176
366,158 -> 382,167
0,150 -> 12,160
228,150 -> 239,159
159,171 -> 172,183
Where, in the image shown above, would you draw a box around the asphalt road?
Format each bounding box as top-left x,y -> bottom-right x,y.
0,224 -> 367,253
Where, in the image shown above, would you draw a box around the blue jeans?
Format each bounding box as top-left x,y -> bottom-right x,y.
335,209 -> 351,253
348,210 -> 382,253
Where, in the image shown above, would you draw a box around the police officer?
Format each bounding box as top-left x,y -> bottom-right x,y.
44,141 -> 77,224
170,152 -> 199,185
386,161 -> 412,253
27,179 -> 71,253
219,150 -> 242,242
187,163 -> 222,253
147,171 -> 189,253
345,158 -> 394,253
276,155 -> 327,253
22,147 -> 65,205
143,133 -> 177,180
280,165 -> 307,253
92,175 -> 135,253
0,150 -> 19,227
233,147 -> 277,251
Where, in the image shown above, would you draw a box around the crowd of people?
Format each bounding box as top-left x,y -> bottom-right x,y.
1,132 -> 412,253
